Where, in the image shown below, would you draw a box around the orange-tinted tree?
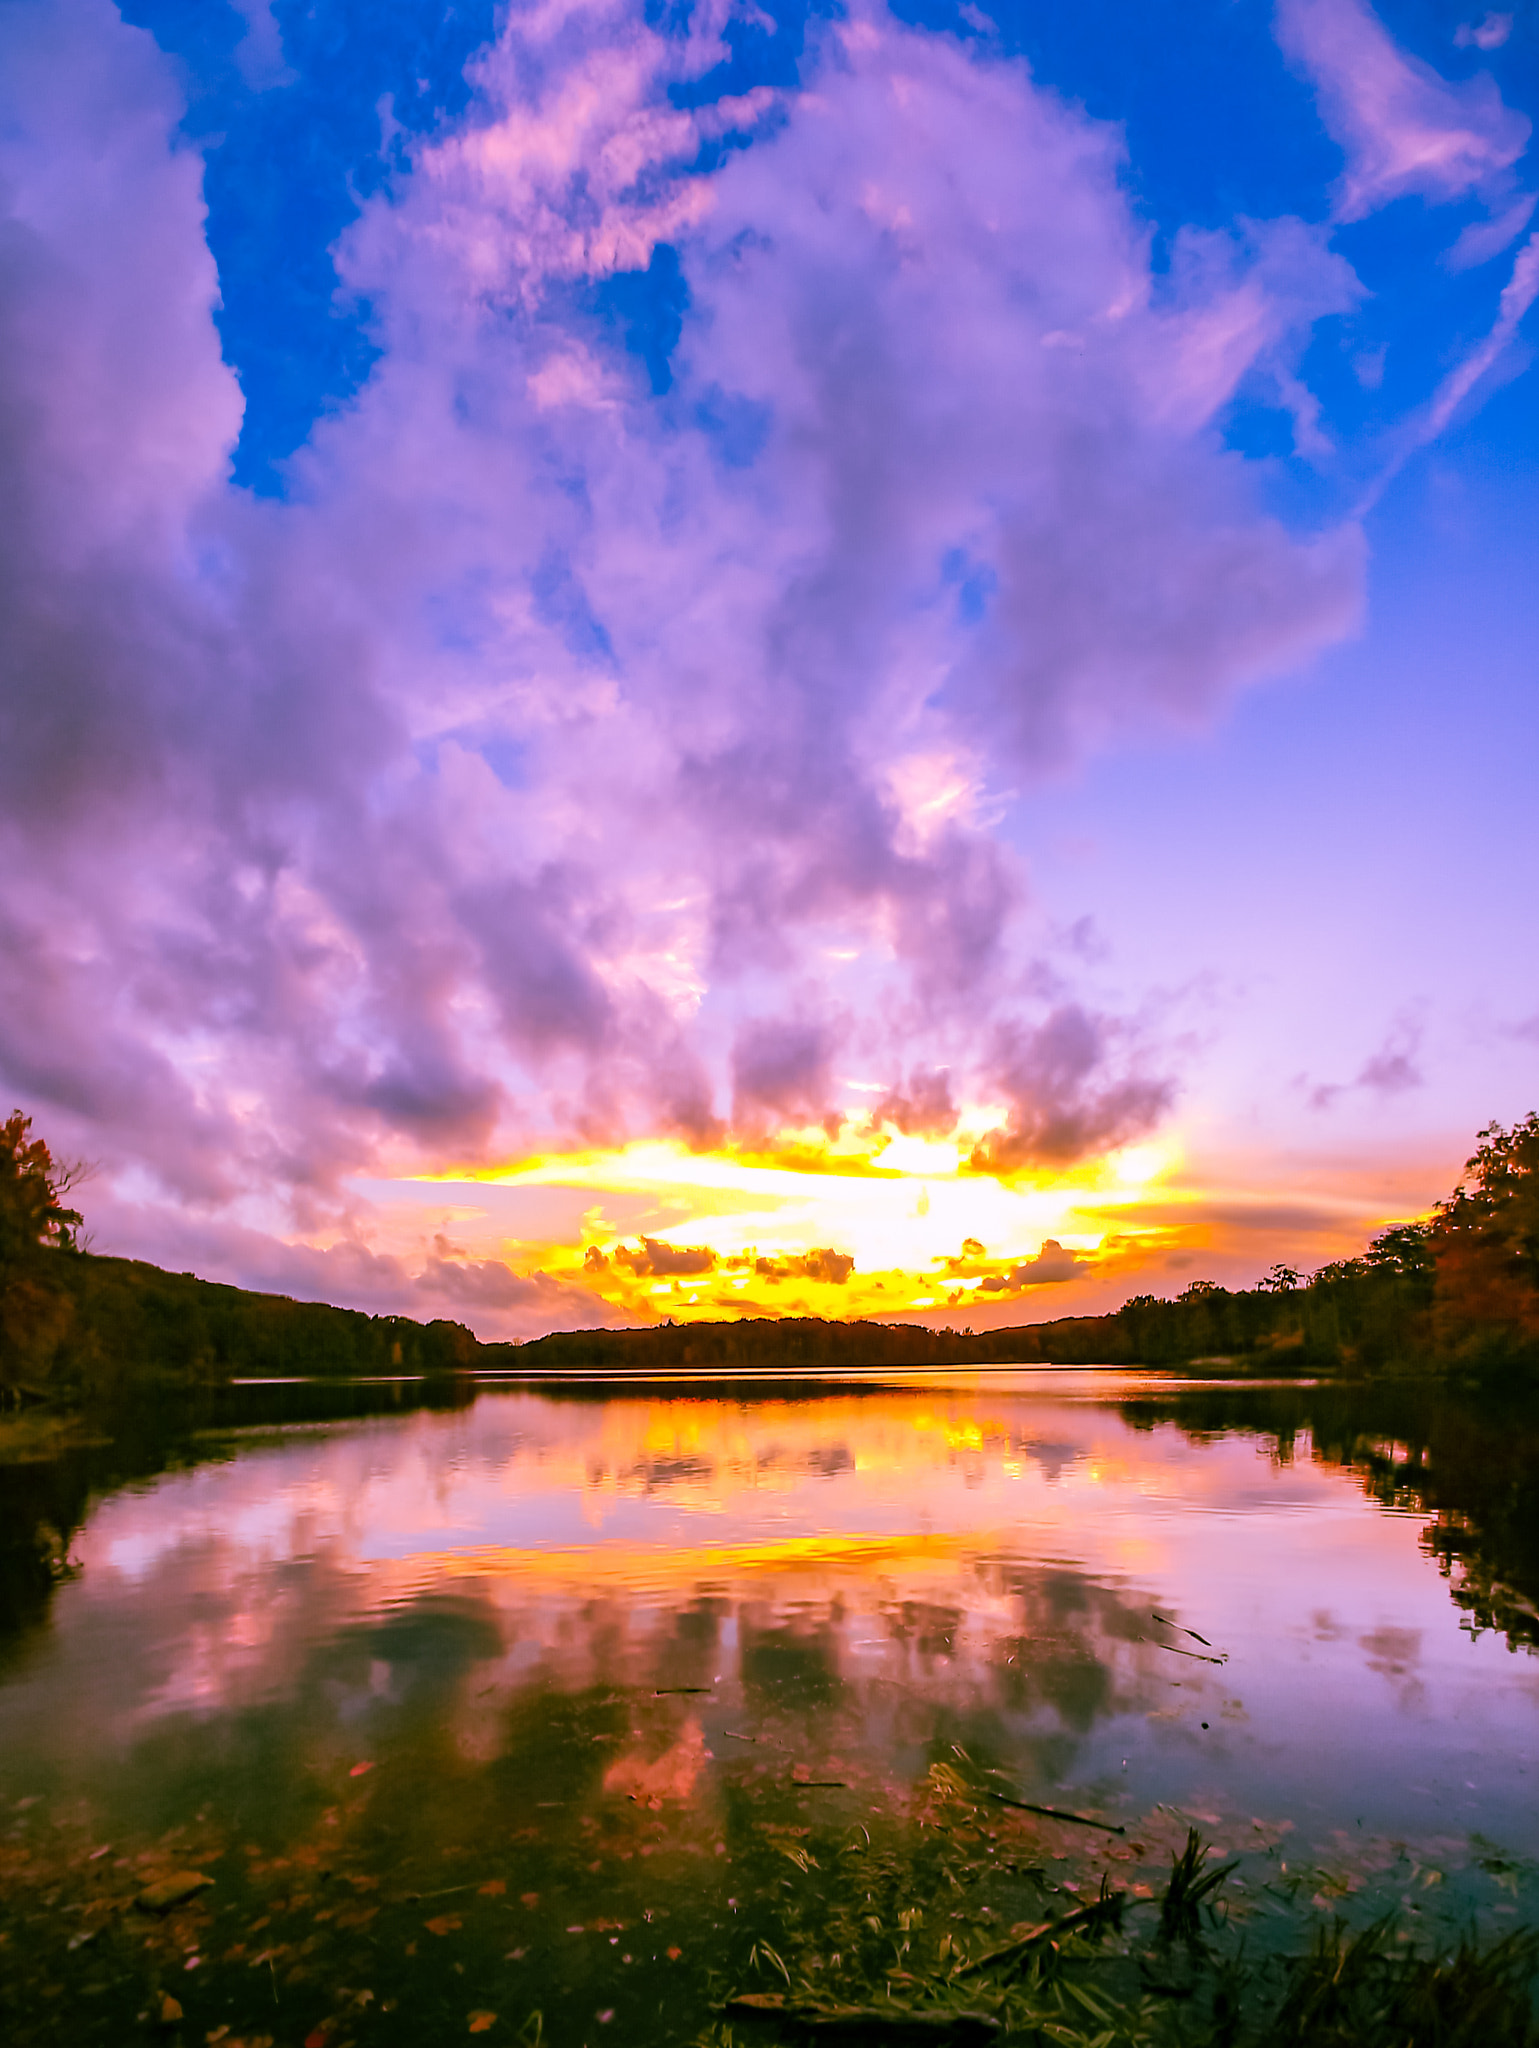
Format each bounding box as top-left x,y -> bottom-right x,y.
1431,1112 -> 1539,1366
0,1111 -> 84,1404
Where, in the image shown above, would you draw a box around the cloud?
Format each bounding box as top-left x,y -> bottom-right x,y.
1445,191 -> 1536,271
1276,0 -> 1530,221
867,1069 -> 958,1139
752,1248 -> 854,1284
228,0 -> 294,90
614,1236 -> 717,1277
81,1185 -> 617,1339
1424,227 -> 1539,435
732,1019 -> 839,1132
0,0 -> 1374,1319
968,1007 -> 1175,1173
1355,1045 -> 1423,1095
977,1239 -> 1085,1289
1306,1018 -> 1425,1110
1455,14 -> 1512,53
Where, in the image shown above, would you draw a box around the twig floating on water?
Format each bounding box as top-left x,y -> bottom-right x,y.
1152,1611 -> 1213,1647
1142,1635 -> 1227,1665
957,1885 -> 1127,1976
723,1991 -> 1000,2036
653,1686 -> 713,1695
986,1792 -> 1125,1834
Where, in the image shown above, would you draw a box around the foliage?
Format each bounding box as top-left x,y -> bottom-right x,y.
1157,1827 -> 1238,1946
2,1106 -> 482,1405
0,1111 -> 82,1265
1433,1113 -> 1539,1367
5,1105 -> 1539,1406
0,1112 -> 84,1405
1268,1918 -> 1539,2048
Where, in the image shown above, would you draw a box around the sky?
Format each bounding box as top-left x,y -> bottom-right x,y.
1,0 -> 1537,1338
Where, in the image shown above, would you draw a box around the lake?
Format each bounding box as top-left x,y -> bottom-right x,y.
1,1370 -> 1536,2045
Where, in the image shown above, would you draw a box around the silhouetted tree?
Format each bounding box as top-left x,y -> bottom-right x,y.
1432,1112 -> 1539,1365
0,1111 -> 84,1404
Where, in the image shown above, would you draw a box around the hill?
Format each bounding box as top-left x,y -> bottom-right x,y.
3,1109 -> 1537,1409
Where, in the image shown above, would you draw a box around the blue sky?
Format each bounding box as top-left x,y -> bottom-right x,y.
124,0 -> 1538,492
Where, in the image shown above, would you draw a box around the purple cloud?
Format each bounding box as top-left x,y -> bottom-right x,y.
1305,1017 -> 1425,1110
978,1240 -> 1085,1290
1277,0 -> 1530,221
969,1008 -> 1175,1173
614,1236 -> 716,1277
0,0 -> 1378,1309
753,1249 -> 855,1285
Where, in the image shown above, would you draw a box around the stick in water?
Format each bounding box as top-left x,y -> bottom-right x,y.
986,1791 -> 1125,1834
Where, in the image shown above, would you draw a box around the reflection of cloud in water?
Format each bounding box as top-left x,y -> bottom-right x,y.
1359,1624 -> 1426,1712
4,1381 -> 1536,1866
604,1720 -> 710,1806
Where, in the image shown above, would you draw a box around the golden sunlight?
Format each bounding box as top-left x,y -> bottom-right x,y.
416,1132 -> 1194,1323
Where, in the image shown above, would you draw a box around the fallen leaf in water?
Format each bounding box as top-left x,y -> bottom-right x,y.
138,1871 -> 214,1913
349,1763 -> 375,1779
159,1994 -> 183,2024
666,1946 -> 682,1960
603,1722 -> 707,1807
478,1880 -> 506,1897
468,2014 -> 497,2034
520,1892 -> 539,1908
425,1916 -> 463,1937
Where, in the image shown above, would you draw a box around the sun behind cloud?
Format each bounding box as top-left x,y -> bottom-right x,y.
413,1127 -> 1192,1325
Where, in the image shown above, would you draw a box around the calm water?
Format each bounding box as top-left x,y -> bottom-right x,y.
2,1370 -> 1536,2043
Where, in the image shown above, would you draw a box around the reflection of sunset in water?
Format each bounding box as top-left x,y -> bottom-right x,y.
0,1374 -> 1522,1853
1,1376 -> 1536,2048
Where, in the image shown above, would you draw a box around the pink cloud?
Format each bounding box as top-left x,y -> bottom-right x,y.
0,0 -> 1373,1319
1276,0 -> 1530,221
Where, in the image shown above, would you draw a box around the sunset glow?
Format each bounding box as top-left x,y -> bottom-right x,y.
350,1125 -> 1415,1329
2,0 -> 1536,1337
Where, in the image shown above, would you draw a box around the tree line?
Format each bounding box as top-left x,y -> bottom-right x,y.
3,1109 -> 1537,1406
0,1112 -> 480,1408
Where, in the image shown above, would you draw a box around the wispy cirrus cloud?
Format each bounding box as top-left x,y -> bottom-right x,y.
1276,0 -> 1530,221
1305,1016 -> 1425,1112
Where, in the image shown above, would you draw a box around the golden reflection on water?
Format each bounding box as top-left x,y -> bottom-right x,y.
1,1376 -> 1536,2048
9,1375 -> 1524,1840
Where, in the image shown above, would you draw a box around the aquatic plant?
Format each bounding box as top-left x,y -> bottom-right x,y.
1158,1827 -> 1240,1946
1268,1917 -> 1539,2048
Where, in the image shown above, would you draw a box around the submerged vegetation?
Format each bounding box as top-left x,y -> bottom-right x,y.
2,1698 -> 1535,2048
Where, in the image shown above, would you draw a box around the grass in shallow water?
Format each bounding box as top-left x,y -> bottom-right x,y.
695,1775 -> 1538,2048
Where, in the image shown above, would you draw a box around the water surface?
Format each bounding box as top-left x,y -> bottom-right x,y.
2,1370 -> 1536,2044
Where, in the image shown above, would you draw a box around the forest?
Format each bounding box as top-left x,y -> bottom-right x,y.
2,1109 -> 1537,1410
